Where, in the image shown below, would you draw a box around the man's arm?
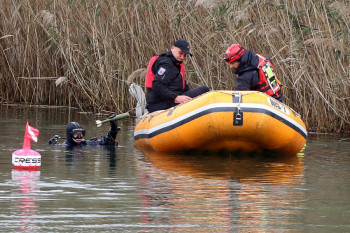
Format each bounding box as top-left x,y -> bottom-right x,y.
236,72 -> 257,91
99,120 -> 120,145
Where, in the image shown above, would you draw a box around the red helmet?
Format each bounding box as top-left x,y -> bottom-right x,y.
224,44 -> 245,63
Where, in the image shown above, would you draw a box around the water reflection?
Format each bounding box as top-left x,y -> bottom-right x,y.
11,169 -> 40,232
135,149 -> 305,231
64,146 -> 85,166
58,144 -> 118,171
140,149 -> 304,182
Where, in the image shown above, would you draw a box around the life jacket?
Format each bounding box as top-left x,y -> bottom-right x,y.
254,54 -> 283,98
145,55 -> 186,89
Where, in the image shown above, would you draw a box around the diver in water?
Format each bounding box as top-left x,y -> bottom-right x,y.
48,120 -> 120,147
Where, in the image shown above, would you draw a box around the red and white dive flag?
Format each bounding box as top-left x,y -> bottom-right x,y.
25,122 -> 39,143
22,122 -> 39,150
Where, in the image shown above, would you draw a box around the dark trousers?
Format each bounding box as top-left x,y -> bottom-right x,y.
183,85 -> 210,98
146,85 -> 210,113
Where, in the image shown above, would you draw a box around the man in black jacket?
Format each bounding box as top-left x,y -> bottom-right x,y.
146,40 -> 209,113
224,44 -> 283,102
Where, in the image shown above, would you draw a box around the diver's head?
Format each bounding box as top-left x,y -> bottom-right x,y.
66,122 -> 86,146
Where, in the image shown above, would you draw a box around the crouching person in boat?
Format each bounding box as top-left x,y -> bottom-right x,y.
224,44 -> 283,102
48,119 -> 120,147
145,39 -> 210,113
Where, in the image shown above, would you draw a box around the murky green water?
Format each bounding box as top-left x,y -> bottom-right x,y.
0,104 -> 349,232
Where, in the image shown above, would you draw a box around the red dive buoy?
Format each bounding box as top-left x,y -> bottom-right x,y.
12,122 -> 41,169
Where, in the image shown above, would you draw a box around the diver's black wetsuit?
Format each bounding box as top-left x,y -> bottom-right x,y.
48,121 -> 120,147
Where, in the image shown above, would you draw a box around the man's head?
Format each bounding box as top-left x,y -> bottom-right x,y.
171,39 -> 192,62
224,44 -> 245,70
66,122 -> 86,146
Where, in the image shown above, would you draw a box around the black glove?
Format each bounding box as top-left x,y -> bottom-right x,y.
109,120 -> 118,131
106,121 -> 119,142
48,135 -> 60,145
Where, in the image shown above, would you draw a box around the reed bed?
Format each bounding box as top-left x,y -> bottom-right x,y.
0,0 -> 349,134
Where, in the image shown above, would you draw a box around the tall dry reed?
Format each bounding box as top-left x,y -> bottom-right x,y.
0,0 -> 349,133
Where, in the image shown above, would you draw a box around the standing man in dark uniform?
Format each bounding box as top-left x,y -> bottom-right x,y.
145,39 -> 209,113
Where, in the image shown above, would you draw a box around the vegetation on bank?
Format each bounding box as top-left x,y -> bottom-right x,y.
0,0 -> 349,134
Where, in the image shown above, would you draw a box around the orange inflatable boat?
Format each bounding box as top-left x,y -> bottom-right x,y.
134,91 -> 307,155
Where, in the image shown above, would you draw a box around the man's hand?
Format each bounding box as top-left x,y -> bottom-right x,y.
109,120 -> 118,131
175,95 -> 192,104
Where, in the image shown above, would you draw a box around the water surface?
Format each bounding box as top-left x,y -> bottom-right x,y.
0,104 -> 349,232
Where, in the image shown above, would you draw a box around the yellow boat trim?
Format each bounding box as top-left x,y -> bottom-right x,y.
134,102 -> 307,140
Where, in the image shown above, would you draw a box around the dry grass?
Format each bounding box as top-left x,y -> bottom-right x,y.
0,0 -> 349,134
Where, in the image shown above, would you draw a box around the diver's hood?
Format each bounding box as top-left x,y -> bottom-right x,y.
65,122 -> 86,146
